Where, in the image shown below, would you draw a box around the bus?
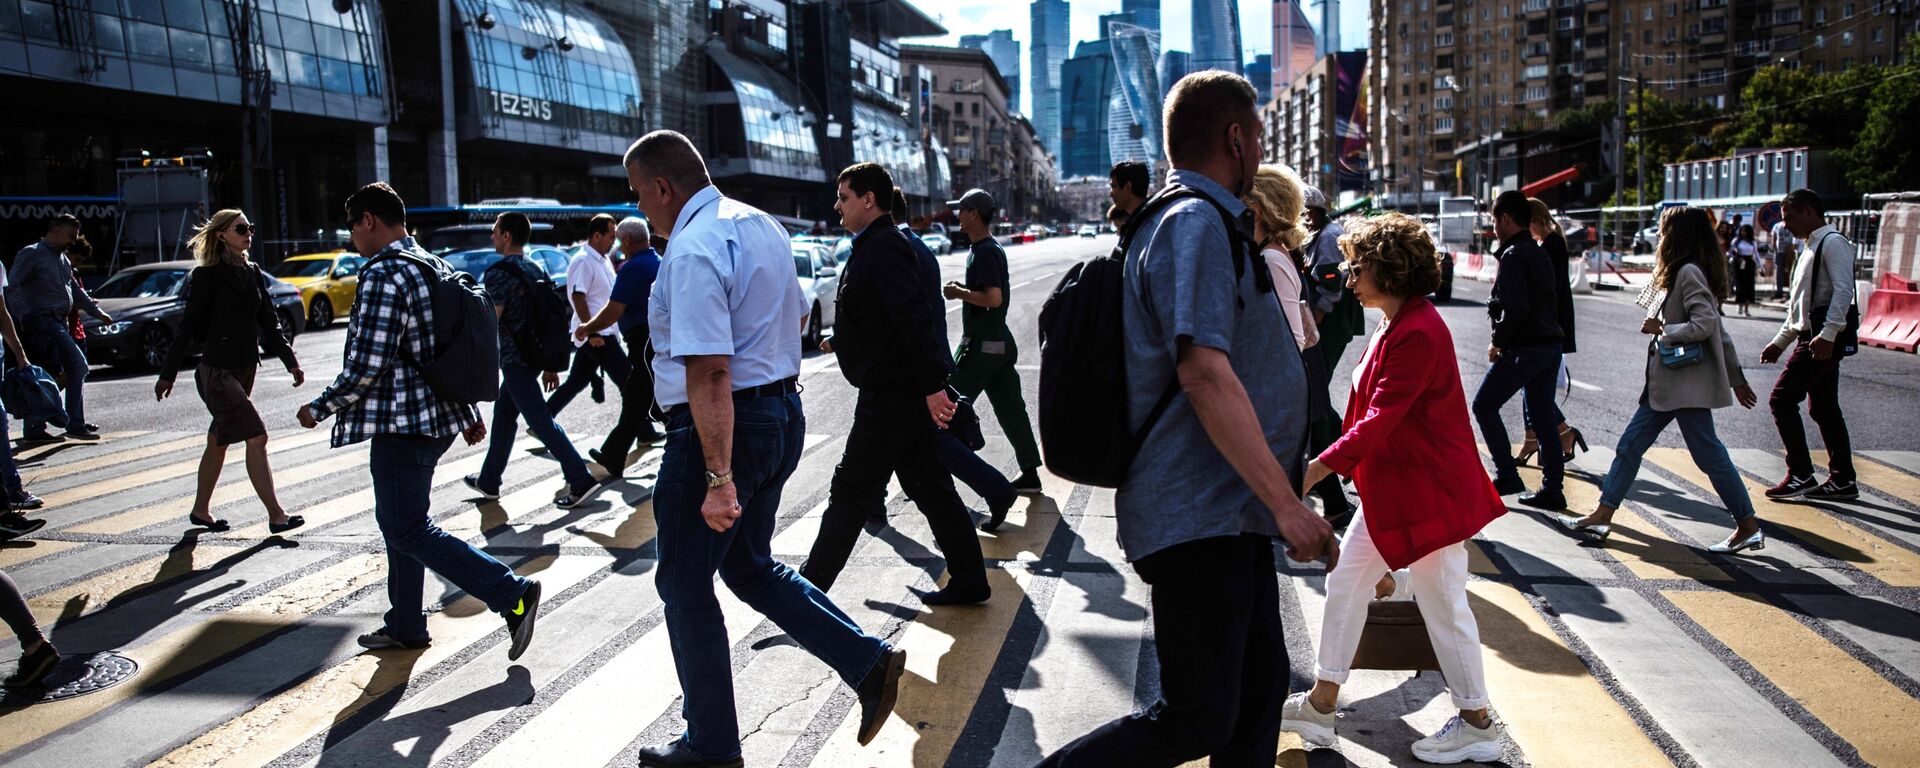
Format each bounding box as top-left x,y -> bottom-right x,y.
408,199 -> 642,255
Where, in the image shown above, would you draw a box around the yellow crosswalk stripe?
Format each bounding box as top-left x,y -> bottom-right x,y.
1554,456 -> 1729,582
0,539 -> 81,570
12,430 -> 147,464
18,433 -> 203,483
1815,450 -> 1920,504
1667,589 -> 1920,767
146,553 -> 610,768
34,429 -> 333,509
1649,447 -> 1920,586
64,450 -> 370,535
977,470 -> 1072,562
807,566 -> 1035,765
0,553 -> 385,752
3,544 -> 256,642
222,437 -> 543,539
1471,581 -> 1671,767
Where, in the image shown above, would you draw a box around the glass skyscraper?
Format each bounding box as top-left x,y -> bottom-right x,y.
1059,39 -> 1113,179
1107,22 -> 1162,170
960,30 -> 1021,115
1029,0 -> 1069,155
1190,0 -> 1242,75
1122,0 -> 1160,35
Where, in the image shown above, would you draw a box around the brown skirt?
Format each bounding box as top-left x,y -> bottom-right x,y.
194,363 -> 266,446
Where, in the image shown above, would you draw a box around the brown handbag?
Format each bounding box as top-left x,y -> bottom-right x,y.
1350,600 -> 1442,672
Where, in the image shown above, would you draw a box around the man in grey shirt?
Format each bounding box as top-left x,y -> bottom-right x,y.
1038,71 -> 1335,768
7,214 -> 110,441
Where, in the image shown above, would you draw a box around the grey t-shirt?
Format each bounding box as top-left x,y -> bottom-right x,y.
1116,170 -> 1309,562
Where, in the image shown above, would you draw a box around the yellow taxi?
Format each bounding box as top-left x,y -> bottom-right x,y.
266,250 -> 368,329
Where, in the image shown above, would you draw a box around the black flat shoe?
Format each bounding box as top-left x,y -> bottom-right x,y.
635,738 -> 743,768
587,448 -> 623,479
1517,490 -> 1568,511
856,647 -> 908,746
979,504 -> 1011,533
919,582 -> 991,606
189,514 -> 231,532
269,515 -> 305,534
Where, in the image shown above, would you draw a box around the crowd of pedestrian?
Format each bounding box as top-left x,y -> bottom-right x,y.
0,65 -> 1871,768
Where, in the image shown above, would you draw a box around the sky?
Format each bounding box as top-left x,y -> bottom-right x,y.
912,0 -> 1371,116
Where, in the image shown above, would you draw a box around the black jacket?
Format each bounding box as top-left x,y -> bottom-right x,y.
1488,232 -> 1564,349
831,214 -> 953,395
1544,231 -> 1576,354
161,262 -> 298,380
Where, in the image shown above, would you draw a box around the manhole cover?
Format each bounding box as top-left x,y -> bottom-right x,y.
2,651 -> 138,706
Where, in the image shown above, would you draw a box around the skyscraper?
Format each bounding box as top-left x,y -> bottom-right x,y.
1123,0 -> 1160,35
1272,0 -> 1318,95
1190,0 -> 1242,75
1159,50 -> 1192,97
1318,0 -> 1341,57
1107,22 -> 1163,169
1029,0 -> 1070,156
1245,54 -> 1272,107
960,30 -> 1022,114
1059,39 -> 1114,178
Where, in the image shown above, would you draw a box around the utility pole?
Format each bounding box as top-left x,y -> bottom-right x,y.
1635,72 -> 1646,242
1613,46 -> 1625,251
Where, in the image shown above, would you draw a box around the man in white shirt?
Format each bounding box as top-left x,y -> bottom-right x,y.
1760,188 -> 1857,501
623,131 -> 903,768
546,213 -> 633,418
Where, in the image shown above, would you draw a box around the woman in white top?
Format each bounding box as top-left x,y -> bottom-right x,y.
1244,164 -> 1317,351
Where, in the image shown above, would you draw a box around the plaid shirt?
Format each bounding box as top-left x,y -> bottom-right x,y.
308,237 -> 481,447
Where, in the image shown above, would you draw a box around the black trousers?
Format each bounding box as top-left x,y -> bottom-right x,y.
1771,340 -> 1853,482
597,332 -> 659,471
1037,535 -> 1286,768
800,386 -> 987,592
1473,343 -> 1566,491
547,333 -> 634,416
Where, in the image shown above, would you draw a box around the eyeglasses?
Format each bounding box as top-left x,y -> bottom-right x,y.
230,223 -> 254,236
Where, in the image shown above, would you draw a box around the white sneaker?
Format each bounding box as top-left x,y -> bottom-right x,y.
1410,715 -> 1503,764
1279,692 -> 1338,748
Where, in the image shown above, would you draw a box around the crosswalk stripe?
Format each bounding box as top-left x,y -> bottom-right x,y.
1554,451 -> 1730,581
1615,447 -> 1849,586
1649,447 -> 1920,587
1667,589 -> 1920,767
806,566 -> 1033,765
64,449 -> 370,535
4,544 -> 257,642
0,539 -> 81,570
17,433 -> 204,484
985,568 -> 1150,767
1469,581 -> 1671,768
0,553 -> 384,754
34,429 -> 333,510
11,431 -> 147,464
1863,450 -> 1920,477
143,553 -> 608,768
1813,449 -> 1920,508
222,437 -> 545,539
1725,448 -> 1920,563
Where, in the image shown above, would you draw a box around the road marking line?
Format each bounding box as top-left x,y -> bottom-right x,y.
1667,589 -> 1920,768
66,450 -> 370,535
18,434 -> 205,483
223,437 -> 547,539
12,431 -> 148,464
1814,450 -> 1920,508
5,544 -> 256,642
0,539 -> 81,570
1569,379 -> 1602,391
35,429 -> 333,510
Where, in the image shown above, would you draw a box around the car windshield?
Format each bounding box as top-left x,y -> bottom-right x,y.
93,268 -> 188,299
268,259 -> 334,278
443,250 -> 504,276
793,251 -> 814,278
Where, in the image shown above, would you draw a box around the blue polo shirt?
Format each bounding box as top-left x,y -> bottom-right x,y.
609,247 -> 659,336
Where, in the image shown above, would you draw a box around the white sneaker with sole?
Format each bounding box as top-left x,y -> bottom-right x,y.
1279,692 -> 1338,748
1411,715 -> 1503,764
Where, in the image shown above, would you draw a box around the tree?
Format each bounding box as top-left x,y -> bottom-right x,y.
1717,63 -> 1878,151
1617,93 -> 1721,205
1841,50 -> 1920,193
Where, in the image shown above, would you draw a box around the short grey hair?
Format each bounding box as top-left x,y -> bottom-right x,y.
623,130 -> 711,192
615,216 -> 650,244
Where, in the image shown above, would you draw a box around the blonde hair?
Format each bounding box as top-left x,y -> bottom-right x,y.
1244,164 -> 1309,253
1526,198 -> 1561,236
187,209 -> 251,268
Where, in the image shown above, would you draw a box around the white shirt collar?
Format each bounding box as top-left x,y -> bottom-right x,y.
672,185 -> 723,239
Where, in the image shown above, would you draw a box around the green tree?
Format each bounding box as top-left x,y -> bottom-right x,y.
1841,52 -> 1920,193
1717,63 -> 1879,151
1617,93 -> 1721,204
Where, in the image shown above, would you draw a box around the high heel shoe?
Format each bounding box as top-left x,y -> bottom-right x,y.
1708,529 -> 1765,554
1559,427 -> 1588,463
1556,514 -> 1611,542
1516,428 -> 1541,466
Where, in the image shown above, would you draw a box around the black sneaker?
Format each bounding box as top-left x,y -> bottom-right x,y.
2,641 -> 59,689
587,448 -> 623,479
462,474 -> 500,500
1805,479 -> 1859,501
1491,475 -> 1527,496
1010,470 -> 1044,495
10,491 -> 44,511
918,582 -> 991,606
855,647 -> 907,745
503,580 -> 542,661
357,628 -> 431,651
18,430 -> 61,445
555,478 -> 605,509
979,503 -> 1012,533
0,512 -> 46,540
1766,474 -> 1820,499
63,425 -> 100,441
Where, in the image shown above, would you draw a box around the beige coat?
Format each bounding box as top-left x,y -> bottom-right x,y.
1644,263 -> 1747,412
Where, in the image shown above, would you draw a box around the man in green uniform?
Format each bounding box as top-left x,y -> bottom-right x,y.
1302,186 -> 1363,527
943,189 -> 1044,494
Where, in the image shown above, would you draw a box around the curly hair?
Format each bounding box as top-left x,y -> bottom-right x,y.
1243,164 -> 1309,253
1338,213 -> 1443,298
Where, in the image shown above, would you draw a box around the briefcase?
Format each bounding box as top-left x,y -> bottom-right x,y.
1350,600 -> 1441,672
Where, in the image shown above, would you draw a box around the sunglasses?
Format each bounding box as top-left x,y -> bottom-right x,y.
230,223 -> 255,236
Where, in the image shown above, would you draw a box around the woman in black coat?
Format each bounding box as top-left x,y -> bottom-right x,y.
1516,198 -> 1586,465
156,209 -> 306,534
1729,224 -> 1759,316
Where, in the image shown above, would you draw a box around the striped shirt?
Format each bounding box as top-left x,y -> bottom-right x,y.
308,237 -> 481,447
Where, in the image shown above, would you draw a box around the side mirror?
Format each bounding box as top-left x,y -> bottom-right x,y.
817,266 -> 837,278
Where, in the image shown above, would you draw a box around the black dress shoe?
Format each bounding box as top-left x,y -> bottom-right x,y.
919,582 -> 991,606
1517,489 -> 1568,511
978,503 -> 1011,532
269,515 -> 306,534
1491,475 -> 1527,496
588,448 -> 623,479
635,739 -> 743,768
856,647 -> 908,746
189,514 -> 231,532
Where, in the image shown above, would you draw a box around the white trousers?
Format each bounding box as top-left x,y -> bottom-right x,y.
1314,509 -> 1492,710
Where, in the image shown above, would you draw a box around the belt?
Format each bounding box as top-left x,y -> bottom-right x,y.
663,376 -> 798,419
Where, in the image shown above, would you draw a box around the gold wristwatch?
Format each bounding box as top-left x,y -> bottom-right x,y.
705,469 -> 733,489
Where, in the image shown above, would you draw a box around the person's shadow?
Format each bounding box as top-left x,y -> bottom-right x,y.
312,665 -> 534,768
48,534 -> 293,654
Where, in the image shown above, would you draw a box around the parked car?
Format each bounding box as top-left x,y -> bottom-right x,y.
441,247 -> 571,296
828,237 -> 851,269
1024,224 -> 1050,240
1635,224 -> 1660,252
918,229 -> 953,255
419,222 -> 561,256
267,250 -> 366,329
793,244 -> 839,349
81,260 -> 307,371
1077,224 -> 1098,238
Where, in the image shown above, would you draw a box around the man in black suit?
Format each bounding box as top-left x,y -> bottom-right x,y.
801,163 -> 990,606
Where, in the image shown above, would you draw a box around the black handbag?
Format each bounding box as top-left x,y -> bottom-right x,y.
1809,232 -> 1861,357
946,385 -> 985,451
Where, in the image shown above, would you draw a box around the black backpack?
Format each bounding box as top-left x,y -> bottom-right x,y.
368,250 -> 500,404
487,257 -> 574,373
1036,185 -> 1268,488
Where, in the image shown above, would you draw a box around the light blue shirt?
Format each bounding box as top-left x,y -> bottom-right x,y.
648,185 -> 807,407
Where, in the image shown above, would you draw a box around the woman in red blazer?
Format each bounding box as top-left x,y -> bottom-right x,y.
1280,214 -> 1509,765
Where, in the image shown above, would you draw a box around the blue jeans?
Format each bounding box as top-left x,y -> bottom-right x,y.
370,434 -> 531,641
654,392 -> 888,759
1473,343 -> 1564,491
22,313 -> 86,432
937,430 -> 1017,513
479,364 -> 593,491
1598,399 -> 1755,520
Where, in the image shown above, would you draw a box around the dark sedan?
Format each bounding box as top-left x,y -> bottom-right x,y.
80,260 -> 307,371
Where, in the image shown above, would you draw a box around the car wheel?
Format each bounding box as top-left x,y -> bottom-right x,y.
280,309 -> 300,344
136,325 -> 171,371
309,296 -> 333,329
805,303 -> 823,350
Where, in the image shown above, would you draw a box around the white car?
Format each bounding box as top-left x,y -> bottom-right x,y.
793,244 -> 839,349
1635,225 -> 1660,251
919,229 -> 952,254
1024,224 -> 1049,240
1077,224 -> 1098,237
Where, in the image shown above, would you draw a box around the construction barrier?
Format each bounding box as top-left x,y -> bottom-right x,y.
1860,203 -> 1920,353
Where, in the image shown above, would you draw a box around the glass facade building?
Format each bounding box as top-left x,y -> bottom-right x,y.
959,30 -> 1019,115
1029,0 -> 1068,156
1107,22 -> 1162,170
453,0 -> 640,157
1059,39 -> 1112,179
1190,0 -> 1243,75
704,42 -> 824,184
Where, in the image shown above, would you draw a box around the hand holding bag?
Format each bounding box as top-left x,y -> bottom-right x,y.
946,385 -> 986,452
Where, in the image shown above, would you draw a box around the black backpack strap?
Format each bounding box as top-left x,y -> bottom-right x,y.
1119,185 -> 1273,301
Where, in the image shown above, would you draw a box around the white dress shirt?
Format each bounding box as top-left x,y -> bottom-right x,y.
566,242 -> 617,343
1770,223 -> 1857,350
